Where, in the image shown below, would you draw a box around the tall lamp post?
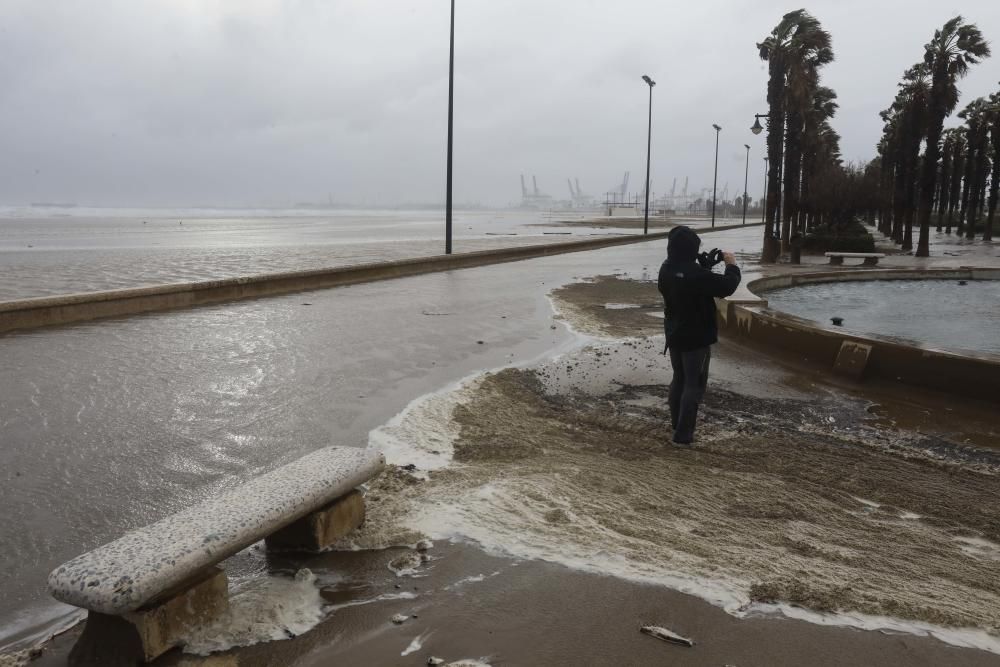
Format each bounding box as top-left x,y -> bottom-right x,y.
444,0 -> 455,255
710,124 -> 721,228
751,112 -> 774,235
742,144 -> 750,225
641,75 -> 656,235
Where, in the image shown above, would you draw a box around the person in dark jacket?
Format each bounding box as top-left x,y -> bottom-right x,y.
657,226 -> 741,445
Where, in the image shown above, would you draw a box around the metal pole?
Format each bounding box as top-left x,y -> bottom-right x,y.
642,76 -> 655,235
445,0 -> 455,255
711,124 -> 721,228
742,144 -> 750,225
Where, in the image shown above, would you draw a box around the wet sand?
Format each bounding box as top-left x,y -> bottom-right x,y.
31,540 -> 1000,667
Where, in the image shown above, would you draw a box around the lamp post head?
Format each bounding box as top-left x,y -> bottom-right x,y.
744,144 -> 751,150
642,75 -> 655,87
751,117 -> 764,135
712,124 -> 722,132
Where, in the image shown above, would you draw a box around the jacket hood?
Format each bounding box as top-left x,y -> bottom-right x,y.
667,225 -> 701,263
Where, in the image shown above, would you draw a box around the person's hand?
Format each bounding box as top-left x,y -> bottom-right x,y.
723,251 -> 736,266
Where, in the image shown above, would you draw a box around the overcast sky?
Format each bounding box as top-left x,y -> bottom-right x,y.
1,1 -> 998,208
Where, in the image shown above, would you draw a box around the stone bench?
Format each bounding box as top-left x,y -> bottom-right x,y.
48,446 -> 384,663
825,252 -> 886,266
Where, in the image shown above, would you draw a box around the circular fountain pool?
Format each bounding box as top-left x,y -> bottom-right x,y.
764,279 -> 1000,356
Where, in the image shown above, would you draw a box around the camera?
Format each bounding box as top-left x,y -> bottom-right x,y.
697,248 -> 724,268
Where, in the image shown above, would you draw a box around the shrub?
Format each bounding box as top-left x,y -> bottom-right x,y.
802,220 -> 875,253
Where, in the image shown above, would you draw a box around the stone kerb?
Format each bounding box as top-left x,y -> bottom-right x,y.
718,267 -> 1000,401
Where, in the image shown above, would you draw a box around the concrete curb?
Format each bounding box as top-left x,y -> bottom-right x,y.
0,222 -> 761,334
719,267 -> 1000,401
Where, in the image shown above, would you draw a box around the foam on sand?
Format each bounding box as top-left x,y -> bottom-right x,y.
181,569 -> 324,656
362,341 -> 1000,655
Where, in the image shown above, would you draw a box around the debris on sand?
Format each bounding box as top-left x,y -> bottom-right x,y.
390,613 -> 408,625
640,624 -> 695,647
0,646 -> 43,667
389,551 -> 424,576
427,658 -> 445,666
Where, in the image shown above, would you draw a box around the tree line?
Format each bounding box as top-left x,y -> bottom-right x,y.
756,10 -> 997,263
876,16 -> 996,256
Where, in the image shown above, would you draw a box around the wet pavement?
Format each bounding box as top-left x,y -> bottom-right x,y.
0,233 -> 676,650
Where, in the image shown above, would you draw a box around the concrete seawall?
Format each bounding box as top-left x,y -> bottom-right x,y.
0,222 -> 762,334
718,267 -> 1000,402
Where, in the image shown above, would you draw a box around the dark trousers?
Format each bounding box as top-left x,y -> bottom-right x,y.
668,346 -> 711,442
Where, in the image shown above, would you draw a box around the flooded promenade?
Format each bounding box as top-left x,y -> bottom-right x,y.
0,211 -> 673,650
3,218 -> 1000,665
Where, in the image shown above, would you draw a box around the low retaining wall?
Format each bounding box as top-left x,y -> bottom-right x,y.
718,267 -> 1000,401
0,221 -> 761,334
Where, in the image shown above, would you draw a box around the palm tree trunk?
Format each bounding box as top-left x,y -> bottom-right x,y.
947,148 -> 964,234
782,110 -> 804,255
762,58 -> 785,263
969,133 -> 989,239
880,159 -> 894,236
960,138 -> 976,238
936,142 -> 952,232
986,123 -> 1000,242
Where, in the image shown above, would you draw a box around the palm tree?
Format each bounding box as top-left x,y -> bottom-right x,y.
881,64 -> 930,249
946,131 -> 966,234
876,131 -> 895,236
958,99 -> 990,238
915,17 -> 990,256
782,46 -> 834,254
936,131 -> 954,231
985,91 -> 1000,241
798,87 -> 838,236
937,128 -> 963,232
757,9 -> 833,263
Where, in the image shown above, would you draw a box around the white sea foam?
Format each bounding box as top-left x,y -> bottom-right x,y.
367,313 -> 592,475
368,380 -> 469,476
443,571 -> 501,590
401,630 -> 433,656
748,603 -> 1000,655
326,591 -> 418,613
181,569 -> 324,656
955,536 -> 1000,561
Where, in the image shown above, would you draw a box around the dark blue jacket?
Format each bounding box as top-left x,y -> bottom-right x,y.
658,260 -> 741,351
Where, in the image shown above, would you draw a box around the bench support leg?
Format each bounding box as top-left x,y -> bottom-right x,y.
69,566 -> 228,665
265,489 -> 365,552
828,256 -> 844,265
862,257 -> 879,266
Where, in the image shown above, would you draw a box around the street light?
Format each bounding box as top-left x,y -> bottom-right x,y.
641,75 -> 656,235
444,0 -> 455,255
742,144 -> 750,226
711,124 -> 721,228
752,111 -> 783,239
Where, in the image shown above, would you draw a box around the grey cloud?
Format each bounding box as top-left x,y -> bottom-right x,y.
1,0 -> 998,207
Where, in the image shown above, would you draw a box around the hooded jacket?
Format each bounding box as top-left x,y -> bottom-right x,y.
657,226 -> 741,350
